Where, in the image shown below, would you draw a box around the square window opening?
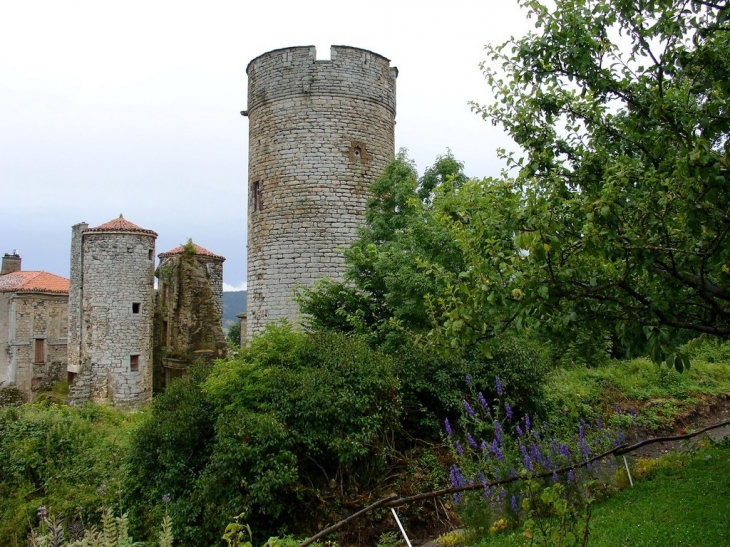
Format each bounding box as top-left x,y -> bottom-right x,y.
132,302 -> 141,314
130,355 -> 140,372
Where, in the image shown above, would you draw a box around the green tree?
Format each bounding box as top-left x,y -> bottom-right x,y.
433,0 -> 730,368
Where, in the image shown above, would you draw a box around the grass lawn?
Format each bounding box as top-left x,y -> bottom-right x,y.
468,444 -> 730,546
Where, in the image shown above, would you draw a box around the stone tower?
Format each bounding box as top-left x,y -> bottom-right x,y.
244,45 -> 397,336
67,215 -> 157,406
153,242 -> 227,391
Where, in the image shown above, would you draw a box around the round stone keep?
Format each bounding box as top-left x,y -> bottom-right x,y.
245,45 -> 397,336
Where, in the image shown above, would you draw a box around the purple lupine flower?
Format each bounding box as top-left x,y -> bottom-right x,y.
511,495 -> 519,514
456,441 -> 464,455
444,418 -> 453,438
463,400 -> 476,417
494,421 -> 503,445
579,425 -> 590,459
596,416 -> 603,430
568,469 -> 575,483
478,471 -> 486,485
559,444 -> 571,458
520,442 -> 533,473
525,413 -> 531,431
553,471 -> 559,482
478,391 -> 490,413
629,407 -> 636,422
465,374 -> 472,386
450,464 -> 466,488
37,506 -> 47,520
481,440 -> 489,452
496,376 -> 503,397
616,404 -> 622,418
453,492 -> 462,504
516,424 -> 524,436
469,475 -> 475,485
467,433 -> 478,448
492,440 -> 505,461
505,402 -> 513,421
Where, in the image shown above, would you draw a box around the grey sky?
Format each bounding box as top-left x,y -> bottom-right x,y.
0,0 -> 529,290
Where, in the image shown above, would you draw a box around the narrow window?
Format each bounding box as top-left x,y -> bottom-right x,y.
130,355 -> 140,372
252,181 -> 263,211
148,249 -> 154,260
132,302 -> 141,314
34,339 -> 45,364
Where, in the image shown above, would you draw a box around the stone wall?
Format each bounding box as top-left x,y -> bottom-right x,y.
0,292 -> 68,400
69,230 -> 156,406
153,251 -> 226,391
245,45 -> 397,336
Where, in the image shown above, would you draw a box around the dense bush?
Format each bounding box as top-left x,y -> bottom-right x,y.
394,335 -> 551,438
0,403 -> 139,546
125,324 -> 401,545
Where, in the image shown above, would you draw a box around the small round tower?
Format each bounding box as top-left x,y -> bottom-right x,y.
244,45 -> 397,336
67,215 -> 157,405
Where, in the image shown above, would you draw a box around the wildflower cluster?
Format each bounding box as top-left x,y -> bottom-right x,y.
445,376 -> 634,534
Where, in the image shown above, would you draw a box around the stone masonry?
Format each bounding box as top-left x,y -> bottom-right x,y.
67,216 -> 157,406
153,242 -> 227,391
244,45 -> 397,336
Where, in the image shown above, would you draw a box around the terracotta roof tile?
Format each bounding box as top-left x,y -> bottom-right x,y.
0,271 -> 70,294
158,243 -> 225,261
84,215 -> 157,237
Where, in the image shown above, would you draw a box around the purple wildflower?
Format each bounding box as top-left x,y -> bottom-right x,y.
444,418 -> 453,438
579,425 -> 590,459
511,495 -> 519,514
505,402 -> 513,421
629,407 -> 636,422
568,469 -> 575,483
525,413 -> 531,431
496,376 -> 503,397
478,391 -> 490,413
596,416 -> 603,430
494,421 -> 503,445
463,400 -> 476,418
465,374 -> 472,386
553,471 -> 559,483
559,444 -> 571,458
492,440 -> 504,461
616,404 -> 622,418
450,464 -> 466,488
520,443 -> 533,473
453,492 -> 462,504
516,424 -> 524,436
478,471 -> 486,485
456,441 -> 464,455
467,433 -> 478,449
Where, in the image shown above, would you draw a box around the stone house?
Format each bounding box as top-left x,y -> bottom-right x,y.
154,242 -> 227,390
0,252 -> 69,400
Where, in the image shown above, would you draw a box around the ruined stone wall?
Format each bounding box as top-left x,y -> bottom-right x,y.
67,222 -> 87,372
69,231 -> 156,405
245,45 -> 397,336
0,293 -> 67,400
153,252 -> 226,391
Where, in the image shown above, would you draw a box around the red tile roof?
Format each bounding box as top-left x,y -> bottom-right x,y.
84,215 -> 158,237
158,243 -> 225,261
0,271 -> 70,294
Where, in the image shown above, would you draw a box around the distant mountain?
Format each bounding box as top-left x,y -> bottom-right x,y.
223,290 -> 247,327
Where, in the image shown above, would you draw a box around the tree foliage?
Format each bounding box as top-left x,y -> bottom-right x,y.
435,0 -> 730,367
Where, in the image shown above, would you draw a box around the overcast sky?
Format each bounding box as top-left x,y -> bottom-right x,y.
1,1 -> 531,290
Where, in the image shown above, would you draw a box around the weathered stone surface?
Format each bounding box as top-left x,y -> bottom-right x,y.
153,245 -> 227,391
245,45 -> 397,337
67,220 -> 157,406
